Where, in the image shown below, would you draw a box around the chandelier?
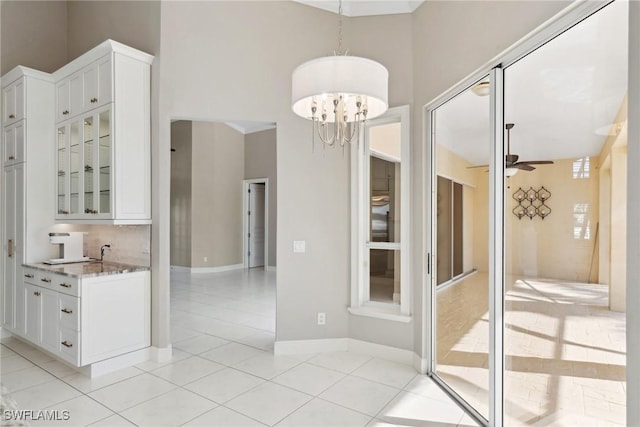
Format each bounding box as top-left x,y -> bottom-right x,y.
291,0 -> 388,149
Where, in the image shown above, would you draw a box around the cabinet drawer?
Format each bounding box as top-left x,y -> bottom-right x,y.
36,272 -> 55,289
59,328 -> 80,365
22,268 -> 37,285
58,294 -> 80,332
55,275 -> 80,297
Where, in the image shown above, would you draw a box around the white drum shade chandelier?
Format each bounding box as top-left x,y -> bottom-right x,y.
291,0 -> 389,149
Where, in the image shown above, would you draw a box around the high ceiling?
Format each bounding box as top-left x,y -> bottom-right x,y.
435,1 -> 628,166
293,1 -> 424,17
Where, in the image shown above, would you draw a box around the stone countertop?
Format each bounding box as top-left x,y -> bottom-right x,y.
23,261 -> 150,278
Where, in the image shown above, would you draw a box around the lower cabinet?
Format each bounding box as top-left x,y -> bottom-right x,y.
17,267 -> 150,367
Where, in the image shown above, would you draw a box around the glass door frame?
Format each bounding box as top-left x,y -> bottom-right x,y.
422,2 -> 617,426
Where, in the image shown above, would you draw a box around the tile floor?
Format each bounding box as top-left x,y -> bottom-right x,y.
436,272 -> 626,426
1,268 -> 477,426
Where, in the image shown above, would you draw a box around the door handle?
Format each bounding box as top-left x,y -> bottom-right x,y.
9,114 -> 15,119
61,308 -> 73,314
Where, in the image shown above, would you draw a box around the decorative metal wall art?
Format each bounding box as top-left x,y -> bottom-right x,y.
512,186 -> 551,220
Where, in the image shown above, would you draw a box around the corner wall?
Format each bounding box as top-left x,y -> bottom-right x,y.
170,121 -> 192,268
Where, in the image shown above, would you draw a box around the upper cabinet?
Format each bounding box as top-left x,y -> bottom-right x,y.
56,55 -> 112,122
53,40 -> 153,224
3,78 -> 25,125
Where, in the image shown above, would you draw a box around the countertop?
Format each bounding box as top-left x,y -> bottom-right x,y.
23,261 -> 150,278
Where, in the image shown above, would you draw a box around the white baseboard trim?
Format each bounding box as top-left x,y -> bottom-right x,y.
275,337 -> 418,368
81,347 -> 152,378
170,264 -> 244,274
266,266 -> 277,272
0,327 -> 12,339
413,353 -> 428,374
150,345 -> 173,363
274,338 -> 349,355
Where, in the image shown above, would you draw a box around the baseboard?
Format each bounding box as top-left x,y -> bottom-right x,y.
275,337 -> 418,368
274,338 -> 349,355
413,353 -> 428,374
170,264 -> 244,274
81,347 -> 153,378
266,266 -> 277,272
150,345 -> 173,363
0,327 -> 12,339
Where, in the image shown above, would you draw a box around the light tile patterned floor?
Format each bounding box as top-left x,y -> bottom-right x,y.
1,268 -> 476,426
436,272 -> 626,426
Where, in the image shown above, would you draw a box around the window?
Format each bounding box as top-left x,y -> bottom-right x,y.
350,105 -> 410,320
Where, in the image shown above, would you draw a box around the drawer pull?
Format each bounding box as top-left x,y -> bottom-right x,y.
8,156 -> 15,160
41,278 -> 51,283
58,210 -> 69,215
90,97 -> 98,103
24,273 -> 34,278
62,110 -> 69,115
9,114 -> 15,119
33,291 -> 41,296
61,341 -> 73,348
59,283 -> 72,288
61,308 -> 73,314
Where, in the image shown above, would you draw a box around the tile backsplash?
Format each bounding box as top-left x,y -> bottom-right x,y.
50,224 -> 151,267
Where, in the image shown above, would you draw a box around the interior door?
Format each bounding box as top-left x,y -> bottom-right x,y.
248,183 -> 265,268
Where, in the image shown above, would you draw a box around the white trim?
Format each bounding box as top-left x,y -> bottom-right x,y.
170,265 -> 191,273
80,347 -> 153,378
413,352 -> 429,375
149,345 -> 173,363
348,306 -> 412,323
275,337 -> 416,367
265,265 -> 277,272
242,178 -> 269,269
351,105 -> 411,315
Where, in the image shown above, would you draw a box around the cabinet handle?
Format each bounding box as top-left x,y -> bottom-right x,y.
61,308 -> 73,314
24,273 -> 34,278
62,110 -> 69,115
61,341 -> 73,348
7,239 -> 14,258
41,278 -> 51,283
9,114 -> 15,119
90,97 -> 98,103
59,210 -> 69,215
8,156 -> 15,160
59,283 -> 72,288
34,291 -> 41,296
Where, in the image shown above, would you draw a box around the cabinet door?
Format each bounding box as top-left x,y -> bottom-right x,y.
56,80 -> 70,121
3,121 -> 26,166
69,73 -> 83,119
2,79 -> 24,125
2,166 -> 16,328
25,284 -> 41,343
14,281 -> 27,335
40,288 -> 60,353
83,113 -> 97,215
69,120 -> 81,215
57,124 -> 69,216
83,56 -> 112,112
97,108 -> 111,215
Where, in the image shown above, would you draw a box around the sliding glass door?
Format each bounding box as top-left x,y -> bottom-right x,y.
426,2 -> 628,426
429,75 -> 493,421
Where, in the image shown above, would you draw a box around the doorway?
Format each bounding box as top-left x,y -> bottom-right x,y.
243,179 -> 268,269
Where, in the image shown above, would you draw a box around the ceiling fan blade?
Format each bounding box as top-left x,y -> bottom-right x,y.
519,160 -> 554,165
467,165 -> 489,169
513,163 -> 535,171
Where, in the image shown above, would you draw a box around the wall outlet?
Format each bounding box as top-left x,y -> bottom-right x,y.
293,240 -> 306,253
204,256 -> 208,262
317,312 -> 326,325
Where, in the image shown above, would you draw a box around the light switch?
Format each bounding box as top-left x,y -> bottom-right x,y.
293,240 -> 306,253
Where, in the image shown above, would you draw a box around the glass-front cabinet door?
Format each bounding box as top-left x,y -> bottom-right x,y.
56,106 -> 112,220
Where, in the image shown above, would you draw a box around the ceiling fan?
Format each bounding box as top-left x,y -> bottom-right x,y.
468,123 -> 554,172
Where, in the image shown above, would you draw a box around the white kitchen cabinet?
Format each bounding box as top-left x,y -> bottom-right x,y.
2,77 -> 24,125
57,107 -> 113,218
3,121 -> 25,166
1,66 -> 55,336
24,281 -> 60,355
53,40 -> 152,224
19,265 -> 150,368
56,72 -> 83,122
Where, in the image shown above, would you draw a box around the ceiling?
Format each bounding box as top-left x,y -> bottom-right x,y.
293,1 -> 424,17
225,121 -> 276,135
435,1 -> 628,166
